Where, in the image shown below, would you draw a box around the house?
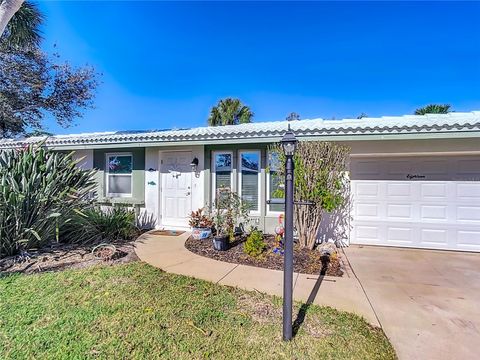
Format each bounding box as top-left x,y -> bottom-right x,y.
2,111 -> 480,252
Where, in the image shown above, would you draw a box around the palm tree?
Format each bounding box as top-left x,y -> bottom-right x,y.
0,1 -> 42,48
414,104 -> 451,115
208,98 -> 254,126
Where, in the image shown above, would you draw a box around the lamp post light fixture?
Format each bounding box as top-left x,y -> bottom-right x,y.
280,125 -> 298,341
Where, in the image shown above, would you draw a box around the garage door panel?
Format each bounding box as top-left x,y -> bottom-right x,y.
456,183 -> 480,200
355,203 -> 380,218
420,183 -> 448,199
456,206 -> 480,222
355,182 -> 381,197
387,227 -> 413,245
420,205 -> 448,221
386,183 -> 412,197
386,204 -> 412,220
354,225 -> 381,242
421,229 -> 448,246
457,230 -> 480,248
350,155 -> 480,252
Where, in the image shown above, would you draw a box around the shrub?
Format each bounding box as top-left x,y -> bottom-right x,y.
188,208 -> 214,228
269,141 -> 350,249
61,206 -> 139,244
212,188 -> 249,240
0,145 -> 96,258
244,230 -> 266,257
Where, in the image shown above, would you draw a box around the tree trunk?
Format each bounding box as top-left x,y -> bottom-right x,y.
0,0 -> 24,38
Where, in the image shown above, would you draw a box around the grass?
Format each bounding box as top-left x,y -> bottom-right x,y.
0,262 -> 396,359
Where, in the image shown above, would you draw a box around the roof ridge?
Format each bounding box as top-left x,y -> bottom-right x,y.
1,111 -> 479,148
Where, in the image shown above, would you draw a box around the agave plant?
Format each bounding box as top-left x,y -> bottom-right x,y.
0,144 -> 96,258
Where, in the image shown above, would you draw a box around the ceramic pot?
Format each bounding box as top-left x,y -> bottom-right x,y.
192,227 -> 212,240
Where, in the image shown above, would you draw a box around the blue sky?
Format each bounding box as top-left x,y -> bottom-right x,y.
38,1 -> 480,134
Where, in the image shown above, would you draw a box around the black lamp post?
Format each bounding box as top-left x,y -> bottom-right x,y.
280,125 -> 297,341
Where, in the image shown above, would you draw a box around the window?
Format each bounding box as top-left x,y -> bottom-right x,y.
268,151 -> 284,213
106,153 -> 133,197
239,150 -> 261,213
212,152 -> 233,198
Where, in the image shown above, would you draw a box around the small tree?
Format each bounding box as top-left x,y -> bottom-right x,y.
212,188 -> 249,240
0,46 -> 99,138
414,104 -> 451,115
269,141 -> 350,249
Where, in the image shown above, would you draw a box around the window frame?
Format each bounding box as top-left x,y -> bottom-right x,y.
105,152 -> 133,198
238,149 -> 262,215
266,150 -> 284,216
211,150 -> 234,204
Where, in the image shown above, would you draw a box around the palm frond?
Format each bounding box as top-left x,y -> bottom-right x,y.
207,97 -> 254,126
1,1 -> 43,49
414,104 -> 451,115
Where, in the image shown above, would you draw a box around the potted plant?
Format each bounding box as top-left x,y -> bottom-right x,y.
211,188 -> 250,251
212,210 -> 230,251
189,208 -> 213,240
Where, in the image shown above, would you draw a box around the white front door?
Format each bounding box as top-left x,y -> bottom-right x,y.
160,151 -> 193,228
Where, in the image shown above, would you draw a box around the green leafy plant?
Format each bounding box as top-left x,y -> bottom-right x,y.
208,98 -> 253,126
0,144 -> 96,258
61,206 -> 139,244
188,208 -> 214,228
269,141 -> 350,249
243,229 -> 266,258
414,104 -> 451,115
212,188 -> 249,240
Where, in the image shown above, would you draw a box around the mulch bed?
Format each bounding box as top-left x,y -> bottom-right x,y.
0,241 -> 139,275
185,235 -> 344,276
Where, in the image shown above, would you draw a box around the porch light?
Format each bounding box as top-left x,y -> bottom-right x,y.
281,125 -> 298,156
190,157 -> 199,172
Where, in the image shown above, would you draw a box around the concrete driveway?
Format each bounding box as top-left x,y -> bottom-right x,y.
344,245 -> 480,360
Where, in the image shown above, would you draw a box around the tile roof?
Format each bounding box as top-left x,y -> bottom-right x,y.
1,111 -> 480,149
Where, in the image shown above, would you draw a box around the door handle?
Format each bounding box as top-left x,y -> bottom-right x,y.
185,191 -> 191,196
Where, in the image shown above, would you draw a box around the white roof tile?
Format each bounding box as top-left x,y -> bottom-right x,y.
1,111 -> 479,149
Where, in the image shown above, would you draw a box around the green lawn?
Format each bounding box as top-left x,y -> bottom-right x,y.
0,262 -> 396,359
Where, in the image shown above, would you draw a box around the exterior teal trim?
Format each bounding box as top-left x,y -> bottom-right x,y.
93,148 -> 145,205
205,143 -> 272,231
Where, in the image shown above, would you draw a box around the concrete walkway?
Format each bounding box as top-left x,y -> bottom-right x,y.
135,231 -> 380,327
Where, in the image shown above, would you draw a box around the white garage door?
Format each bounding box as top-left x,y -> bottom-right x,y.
350,155 -> 480,252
